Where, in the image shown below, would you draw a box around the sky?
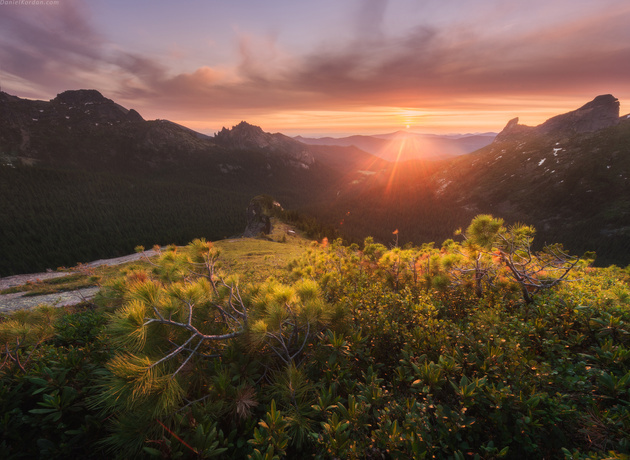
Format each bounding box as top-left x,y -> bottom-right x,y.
1,0 -> 629,137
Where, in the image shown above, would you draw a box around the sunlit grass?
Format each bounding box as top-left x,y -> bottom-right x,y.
214,218 -> 311,282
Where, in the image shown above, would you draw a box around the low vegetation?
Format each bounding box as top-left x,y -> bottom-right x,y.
1,215 -> 629,459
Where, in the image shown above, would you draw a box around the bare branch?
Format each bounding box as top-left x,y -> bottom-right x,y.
150,333 -> 199,369
170,337 -> 204,380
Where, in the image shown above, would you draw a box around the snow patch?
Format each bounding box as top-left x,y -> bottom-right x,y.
436,180 -> 452,196
552,148 -> 561,156
219,163 -> 242,174
538,158 -> 546,166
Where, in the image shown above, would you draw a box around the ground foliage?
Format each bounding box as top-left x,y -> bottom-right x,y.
1,216 -> 630,459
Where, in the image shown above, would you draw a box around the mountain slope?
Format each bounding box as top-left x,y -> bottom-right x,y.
436,96 -> 629,224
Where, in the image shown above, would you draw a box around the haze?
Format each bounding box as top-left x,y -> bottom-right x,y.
1,0 -> 629,136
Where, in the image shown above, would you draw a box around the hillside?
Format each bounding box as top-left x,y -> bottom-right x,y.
434,95 -> 630,264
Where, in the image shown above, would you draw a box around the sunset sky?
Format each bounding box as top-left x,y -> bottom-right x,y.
1,0 -> 629,136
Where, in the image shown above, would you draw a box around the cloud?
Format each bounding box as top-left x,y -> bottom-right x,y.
126,1 -> 630,121
283,6 -> 630,108
0,0 -> 104,94
354,0 -> 388,42
1,0 -> 629,132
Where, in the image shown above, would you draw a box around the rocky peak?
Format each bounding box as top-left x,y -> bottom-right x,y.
214,121 -> 314,167
537,94 -> 620,136
495,95 -> 621,142
51,89 -> 144,123
215,121 -> 267,150
53,89 -> 110,105
494,117 -> 533,142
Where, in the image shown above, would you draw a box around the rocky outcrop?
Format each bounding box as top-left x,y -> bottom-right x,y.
52,89 -> 145,123
495,95 -> 621,142
493,117 -> 534,142
537,94 -> 620,136
243,197 -> 272,237
215,121 -> 314,168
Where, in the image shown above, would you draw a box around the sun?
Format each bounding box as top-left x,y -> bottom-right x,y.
406,124 -> 410,129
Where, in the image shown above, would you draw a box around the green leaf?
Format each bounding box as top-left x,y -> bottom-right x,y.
143,446 -> 163,456
28,408 -> 58,415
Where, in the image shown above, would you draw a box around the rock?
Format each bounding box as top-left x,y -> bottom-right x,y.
243,197 -> 273,238
537,94 -> 620,136
53,89 -> 110,105
495,95 -> 621,142
51,89 -> 145,124
126,109 -> 145,122
494,117 -> 533,142
214,121 -> 315,168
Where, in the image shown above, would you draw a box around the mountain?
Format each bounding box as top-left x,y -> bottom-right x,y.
0,89 -> 218,175
0,90 -> 385,194
433,95 -> 630,260
295,131 -> 495,162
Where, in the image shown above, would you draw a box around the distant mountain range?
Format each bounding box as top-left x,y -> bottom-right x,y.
1,89 -> 629,274
295,131 -> 496,162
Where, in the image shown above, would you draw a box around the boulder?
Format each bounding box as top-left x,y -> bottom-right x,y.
243,198 -> 272,238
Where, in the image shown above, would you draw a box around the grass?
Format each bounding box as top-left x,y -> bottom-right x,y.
1,219 -> 313,302
214,219 -> 314,282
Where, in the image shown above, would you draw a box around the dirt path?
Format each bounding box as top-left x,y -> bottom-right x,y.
0,287 -> 101,314
0,249 -> 160,312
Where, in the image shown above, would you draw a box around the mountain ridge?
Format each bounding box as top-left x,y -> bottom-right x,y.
495,94 -> 623,142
